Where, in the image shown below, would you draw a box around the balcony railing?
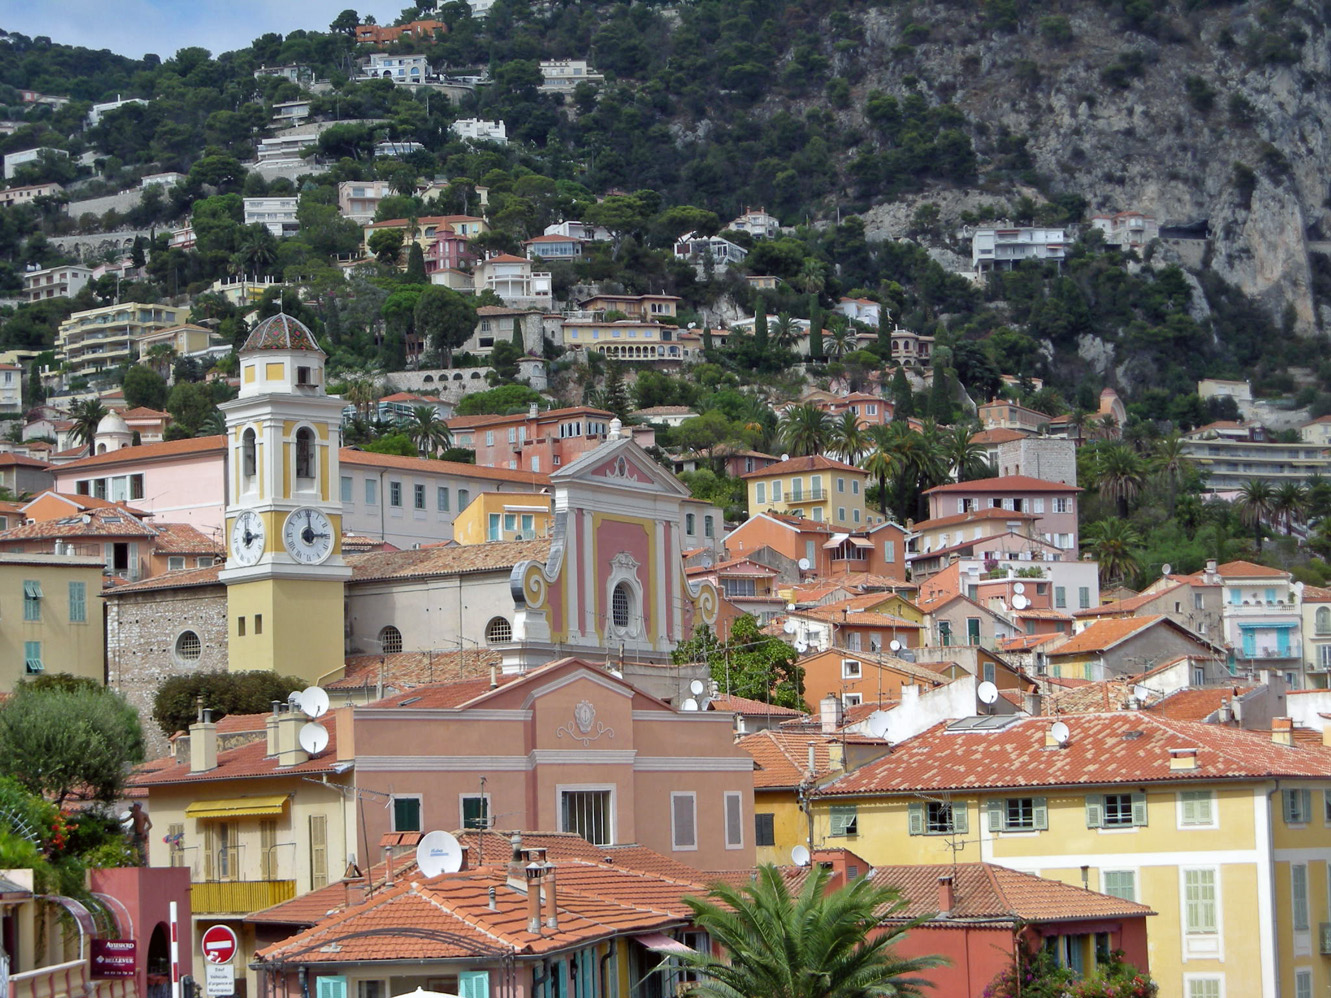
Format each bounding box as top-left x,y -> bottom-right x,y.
785,489 -> 827,503
192,879 -> 295,914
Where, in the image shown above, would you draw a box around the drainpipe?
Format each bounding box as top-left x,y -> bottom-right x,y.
531,958 -> 550,998
299,965 -> 310,998
599,945 -> 614,998
378,468 -> 387,542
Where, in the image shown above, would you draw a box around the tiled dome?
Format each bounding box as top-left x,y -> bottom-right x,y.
240,312 -> 323,354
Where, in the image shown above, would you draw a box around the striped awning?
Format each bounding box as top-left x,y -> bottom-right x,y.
185,795 -> 289,819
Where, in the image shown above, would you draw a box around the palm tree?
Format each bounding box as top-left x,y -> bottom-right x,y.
1082,518 -> 1143,586
795,258 -> 826,296
146,343 -> 177,381
404,405 -> 452,458
341,370 -> 382,421
771,313 -> 799,352
1307,473 -> 1331,521
864,431 -> 899,517
675,863 -> 943,998
69,398 -> 109,451
942,423 -> 992,483
1095,443 -> 1146,519
1272,481 -> 1308,534
830,410 -> 869,464
1237,478 -> 1275,552
778,403 -> 833,457
827,326 -> 856,360
1151,433 -> 1192,515
234,224 -> 278,277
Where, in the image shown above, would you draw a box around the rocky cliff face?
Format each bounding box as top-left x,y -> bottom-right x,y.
835,1 -> 1330,333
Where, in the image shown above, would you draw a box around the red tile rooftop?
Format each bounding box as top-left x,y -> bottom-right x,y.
924,475 -> 1082,494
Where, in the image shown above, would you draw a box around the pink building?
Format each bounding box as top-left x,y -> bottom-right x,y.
923,474 -> 1082,552
449,407 -> 654,473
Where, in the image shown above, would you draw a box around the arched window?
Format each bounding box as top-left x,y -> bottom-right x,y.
378,625 -> 403,654
241,428 -> 257,484
485,617 -> 512,644
1318,607 -> 1331,635
174,630 -> 203,664
295,427 -> 314,481
612,582 -> 632,629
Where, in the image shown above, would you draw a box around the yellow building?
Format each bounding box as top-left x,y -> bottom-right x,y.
740,454 -> 869,529
452,492 -> 551,544
55,302 -> 189,383
217,313 -> 350,680
0,553 -> 107,691
808,710 -> 1331,997
135,322 -> 229,359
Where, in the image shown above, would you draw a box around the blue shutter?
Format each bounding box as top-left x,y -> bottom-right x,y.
458,972 -> 490,998
316,978 -> 347,998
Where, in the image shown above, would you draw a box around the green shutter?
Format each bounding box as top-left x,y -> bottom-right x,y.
1032,797 -> 1048,831
1085,795 -> 1103,828
316,977 -> 347,998
1283,790 -> 1297,822
1301,789 -> 1313,822
1130,792 -> 1148,827
951,802 -> 968,835
830,805 -> 857,837
458,972 -> 490,998
987,799 -> 1004,833
908,802 -> 924,836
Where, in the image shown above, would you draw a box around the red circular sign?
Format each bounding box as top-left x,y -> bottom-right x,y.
201,925 -> 238,964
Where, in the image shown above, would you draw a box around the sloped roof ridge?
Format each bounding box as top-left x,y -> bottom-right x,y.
411,876 -> 522,949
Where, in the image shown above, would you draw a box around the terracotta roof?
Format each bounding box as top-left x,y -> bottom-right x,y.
347,539 -> 549,582
445,405 -> 611,430
1301,585 -> 1331,602
130,724 -> 342,787
912,508 -> 1040,531
104,564 -> 223,595
151,522 -> 224,556
708,694 -> 806,716
1215,559 -> 1290,579
55,435 -> 225,472
119,407 -> 171,420
332,650 -> 505,691
22,492 -> 150,518
1043,678 -> 1137,715
968,428 -> 1030,445
739,454 -> 864,479
739,730 -> 834,789
1073,584 -> 1183,618
1145,686 -> 1255,721
817,712 -> 1331,797
799,606 -> 922,629
924,475 -> 1082,495
1045,615 -> 1167,656
242,312 -> 322,354
0,508 -> 157,541
0,453 -> 50,468
1012,608 -> 1073,622
338,449 -> 550,487
999,633 -> 1064,652
869,862 -> 1154,924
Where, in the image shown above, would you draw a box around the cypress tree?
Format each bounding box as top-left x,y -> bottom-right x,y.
512,322 -> 524,351
807,296 -> 823,361
405,242 -> 427,284
754,298 -> 768,354
929,367 -> 954,423
890,367 -> 913,420
702,325 -> 714,352
25,362 -> 45,407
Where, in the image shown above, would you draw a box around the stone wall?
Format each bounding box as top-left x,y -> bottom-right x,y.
106,583 -> 229,757
995,437 -> 1078,487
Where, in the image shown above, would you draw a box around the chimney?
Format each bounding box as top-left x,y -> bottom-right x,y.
937,875 -> 954,917
274,708 -> 308,767
190,709 -> 218,773
266,701 -> 281,756
488,886 -> 497,911
1168,747 -> 1199,771
1024,685 -> 1042,716
528,402 -> 539,419
807,742 -> 817,775
1217,698 -> 1233,724
543,864 -> 558,930
1272,717 -> 1294,747
343,879 -> 368,909
525,862 -> 544,934
820,696 -> 843,733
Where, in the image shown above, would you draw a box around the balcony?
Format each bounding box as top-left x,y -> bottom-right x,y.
784,489 -> 827,504
191,879 -> 295,914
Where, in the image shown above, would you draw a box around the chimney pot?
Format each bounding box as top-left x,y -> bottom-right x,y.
543,864 -> 558,930
820,695 -> 844,733
937,875 -> 954,916
189,715 -> 218,773
1272,716 -> 1294,747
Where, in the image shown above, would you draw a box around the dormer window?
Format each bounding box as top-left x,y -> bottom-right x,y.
297,365 -> 312,386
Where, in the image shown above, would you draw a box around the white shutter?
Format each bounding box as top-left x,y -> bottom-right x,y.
724,792 -> 743,848
671,793 -> 696,849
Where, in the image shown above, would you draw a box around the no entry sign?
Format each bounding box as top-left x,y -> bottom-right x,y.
201,925 -> 238,965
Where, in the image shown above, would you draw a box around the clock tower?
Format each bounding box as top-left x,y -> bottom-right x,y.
219,313 -> 350,681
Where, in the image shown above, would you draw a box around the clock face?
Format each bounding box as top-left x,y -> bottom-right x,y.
282,507 -> 334,565
229,510 -> 265,567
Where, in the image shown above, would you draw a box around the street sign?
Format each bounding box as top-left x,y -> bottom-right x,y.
91,939 -> 136,978
205,963 -> 235,997
201,925 -> 238,965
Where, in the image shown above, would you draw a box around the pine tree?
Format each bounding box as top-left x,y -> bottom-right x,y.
597,364 -> 632,419
878,303 -> 892,349
890,367 -> 913,421
807,296 -> 823,361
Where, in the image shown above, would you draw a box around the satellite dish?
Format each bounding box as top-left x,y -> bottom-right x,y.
288,690 -> 303,707
889,639 -> 902,652
1012,594 -> 1029,610
299,686 -> 330,718
690,678 -> 706,696
977,681 -> 999,705
791,844 -> 811,867
299,721 -> 329,755
866,710 -> 892,739
787,603 -> 798,611
416,830 -> 464,878
795,640 -> 808,653
1050,721 -> 1070,745
798,558 -> 811,571
700,553 -> 714,569
783,619 -> 798,635
1013,582 -> 1025,594
1161,563 -> 1172,576
682,697 -> 700,711
1132,684 -> 1152,702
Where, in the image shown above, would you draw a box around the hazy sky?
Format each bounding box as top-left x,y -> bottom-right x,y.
0,1 -> 409,60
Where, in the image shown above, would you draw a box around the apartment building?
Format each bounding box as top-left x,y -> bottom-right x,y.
1182,421 -> 1331,489
243,196 -> 300,237
447,405 -> 653,473
55,302 -> 190,383
22,264 -> 92,302
537,59 -> 605,91
561,320 -> 686,363
336,179 -> 392,222
451,118 -> 507,144
451,491 -> 552,543
971,226 -> 1066,274
725,512 -> 906,582
922,475 -> 1082,551
471,254 -> 551,307
740,455 -> 871,529
0,552 -> 106,691
1090,210 -> 1160,249
1218,560 -> 1303,682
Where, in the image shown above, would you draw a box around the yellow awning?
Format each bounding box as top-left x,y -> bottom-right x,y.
185,795 -> 289,819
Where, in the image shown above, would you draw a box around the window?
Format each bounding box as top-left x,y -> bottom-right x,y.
365,479 -> 378,505
23,641 -> 42,674
340,476 -> 353,502
1054,497 -> 1071,513
754,483 -> 766,504
1179,790 -> 1215,827
685,513 -> 696,534
837,477 -> 845,493
1186,979 -> 1222,998
830,805 -> 858,837
309,814 -> 328,889
485,617 -> 512,644
988,797 -> 1047,832
884,540 -> 895,562
561,788 -> 612,845
241,428 -> 257,483
933,801 -> 965,834
68,582 -> 86,623
852,480 -> 860,495
755,813 -> 775,846
1102,870 -> 1137,902
174,630 -> 202,663
168,556 -> 186,571
1195,592 -> 1205,610
379,625 -> 403,654
671,792 -> 697,850
485,431 -> 494,447
414,484 -> 426,510
612,582 -> 632,628
260,820 -> 278,880
391,796 -> 422,832
389,481 -> 402,507
1183,869 -> 1217,934
724,792 -> 743,849
983,661 -> 996,684
773,480 -> 783,501
1054,587 -> 1066,609
1292,863 -> 1309,932
1284,788 -> 1313,824
1086,792 -> 1147,828
167,822 -> 184,867
461,795 -> 489,830
1078,586 -> 1090,609
255,613 -> 263,634
295,427 -> 315,480
208,821 -> 238,881
23,580 -> 41,621
704,515 -> 714,538
458,488 -> 470,509
1295,970 -> 1312,998
488,513 -> 501,541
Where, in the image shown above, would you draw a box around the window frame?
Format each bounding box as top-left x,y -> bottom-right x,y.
1101,869 -> 1137,903
754,812 -> 776,847
829,804 -> 858,837
390,794 -> 423,833
459,793 -> 491,830
987,796 -> 1047,833
1182,867 -> 1219,936
723,791 -> 744,850
1284,788 -> 1314,825
389,480 -> 403,507
671,792 -> 698,851
22,579 -> 42,621
68,581 -> 86,623
1177,789 -> 1217,829
558,784 -> 615,846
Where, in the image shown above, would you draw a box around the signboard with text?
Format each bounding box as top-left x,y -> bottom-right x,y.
91,939 -> 136,979
205,963 -> 235,997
